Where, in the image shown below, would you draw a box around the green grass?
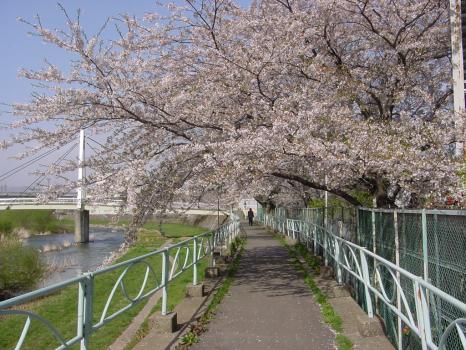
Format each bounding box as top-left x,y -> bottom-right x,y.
0,209 -> 71,235
0,225 -> 209,350
176,237 -> 245,349
124,244 -> 211,350
275,236 -> 353,350
201,238 -> 244,322
89,217 -> 207,238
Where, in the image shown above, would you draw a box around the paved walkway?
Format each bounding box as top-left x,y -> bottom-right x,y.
192,225 -> 335,350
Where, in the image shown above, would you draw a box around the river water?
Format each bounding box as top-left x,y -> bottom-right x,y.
24,227 -> 125,287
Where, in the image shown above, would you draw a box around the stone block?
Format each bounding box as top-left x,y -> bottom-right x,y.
320,266 -> 334,279
314,255 -> 324,266
150,312 -> 178,333
186,283 -> 205,297
328,285 -> 351,299
357,315 -> 385,337
285,236 -> 298,246
205,266 -> 220,278
214,255 -> 228,265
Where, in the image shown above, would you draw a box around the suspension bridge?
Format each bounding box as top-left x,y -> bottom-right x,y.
0,130 -> 229,243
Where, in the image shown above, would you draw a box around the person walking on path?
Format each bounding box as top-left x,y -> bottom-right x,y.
247,208 -> 254,226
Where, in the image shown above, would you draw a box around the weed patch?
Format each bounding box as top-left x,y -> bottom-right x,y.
175,237 -> 246,349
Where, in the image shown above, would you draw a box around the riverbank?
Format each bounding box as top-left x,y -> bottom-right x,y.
0,209 -> 73,239
0,224 -> 209,350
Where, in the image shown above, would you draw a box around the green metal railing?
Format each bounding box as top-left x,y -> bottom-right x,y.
257,205 -> 466,350
0,214 -> 240,349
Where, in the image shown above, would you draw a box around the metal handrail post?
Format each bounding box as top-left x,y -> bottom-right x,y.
210,233 -> 215,267
335,222 -> 343,284
360,250 -> 374,318
421,209 -> 429,282
193,237 -> 198,286
161,249 -> 169,315
79,274 -> 93,350
323,229 -> 328,266
414,281 -> 432,350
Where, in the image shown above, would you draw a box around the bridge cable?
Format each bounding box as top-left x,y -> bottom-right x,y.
86,136 -> 116,153
0,148 -> 57,182
22,142 -> 78,193
0,138 -> 77,182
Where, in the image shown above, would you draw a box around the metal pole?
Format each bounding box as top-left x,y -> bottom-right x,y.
161,249 -> 169,315
77,129 -> 86,210
372,199 -> 378,315
80,274 -> 93,350
193,238 -> 198,286
360,250 -> 374,318
449,0 -> 465,157
324,176 -> 328,265
394,211 -> 402,350
324,175 -> 328,228
336,221 -> 343,284
421,209 -> 429,282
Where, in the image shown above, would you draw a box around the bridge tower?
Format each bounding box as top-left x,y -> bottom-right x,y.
75,129 -> 90,243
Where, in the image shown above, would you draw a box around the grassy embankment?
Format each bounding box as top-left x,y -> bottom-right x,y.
0,224 -> 210,350
0,209 -> 208,238
0,209 -> 73,235
60,216 -> 208,238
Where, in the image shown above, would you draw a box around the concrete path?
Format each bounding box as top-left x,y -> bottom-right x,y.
192,225 -> 335,350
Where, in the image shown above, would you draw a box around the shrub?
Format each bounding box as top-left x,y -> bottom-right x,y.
0,238 -> 46,300
0,221 -> 13,235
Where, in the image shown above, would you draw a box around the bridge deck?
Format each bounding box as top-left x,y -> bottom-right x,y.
192,224 -> 335,350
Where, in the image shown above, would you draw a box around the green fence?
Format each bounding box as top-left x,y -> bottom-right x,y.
257,205 -> 466,350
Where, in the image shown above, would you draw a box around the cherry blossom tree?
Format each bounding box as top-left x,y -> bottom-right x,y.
2,0 -> 464,239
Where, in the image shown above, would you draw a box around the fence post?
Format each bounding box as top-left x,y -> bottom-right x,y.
421,209 -> 429,282
79,274 -> 93,350
372,208 -> 379,314
162,249 -> 169,315
394,210 -> 402,350
323,229 -> 328,266
360,250 -> 374,318
210,233 -> 215,267
335,222 -> 343,284
371,209 -> 376,254
356,208 -> 360,245
193,237 -> 198,286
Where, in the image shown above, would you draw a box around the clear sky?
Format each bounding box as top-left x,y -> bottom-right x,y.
0,1 -> 248,190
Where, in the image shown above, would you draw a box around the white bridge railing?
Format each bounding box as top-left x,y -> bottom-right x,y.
0,198 -> 230,210
260,212 -> 466,350
0,214 -> 240,350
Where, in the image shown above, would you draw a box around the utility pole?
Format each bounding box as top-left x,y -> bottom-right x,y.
449,0 -> 465,157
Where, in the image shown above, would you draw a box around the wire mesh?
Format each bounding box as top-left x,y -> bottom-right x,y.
257,203 -> 466,350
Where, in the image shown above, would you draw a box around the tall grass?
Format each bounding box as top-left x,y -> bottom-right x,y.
0,209 -> 69,235
0,238 -> 46,300
0,226 -> 209,350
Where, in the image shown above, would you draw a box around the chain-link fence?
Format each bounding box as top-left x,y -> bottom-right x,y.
257,204 -> 466,350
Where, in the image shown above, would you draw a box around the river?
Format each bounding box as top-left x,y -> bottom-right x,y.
24,227 -> 125,287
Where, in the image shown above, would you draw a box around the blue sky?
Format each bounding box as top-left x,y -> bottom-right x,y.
0,1 -> 249,189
